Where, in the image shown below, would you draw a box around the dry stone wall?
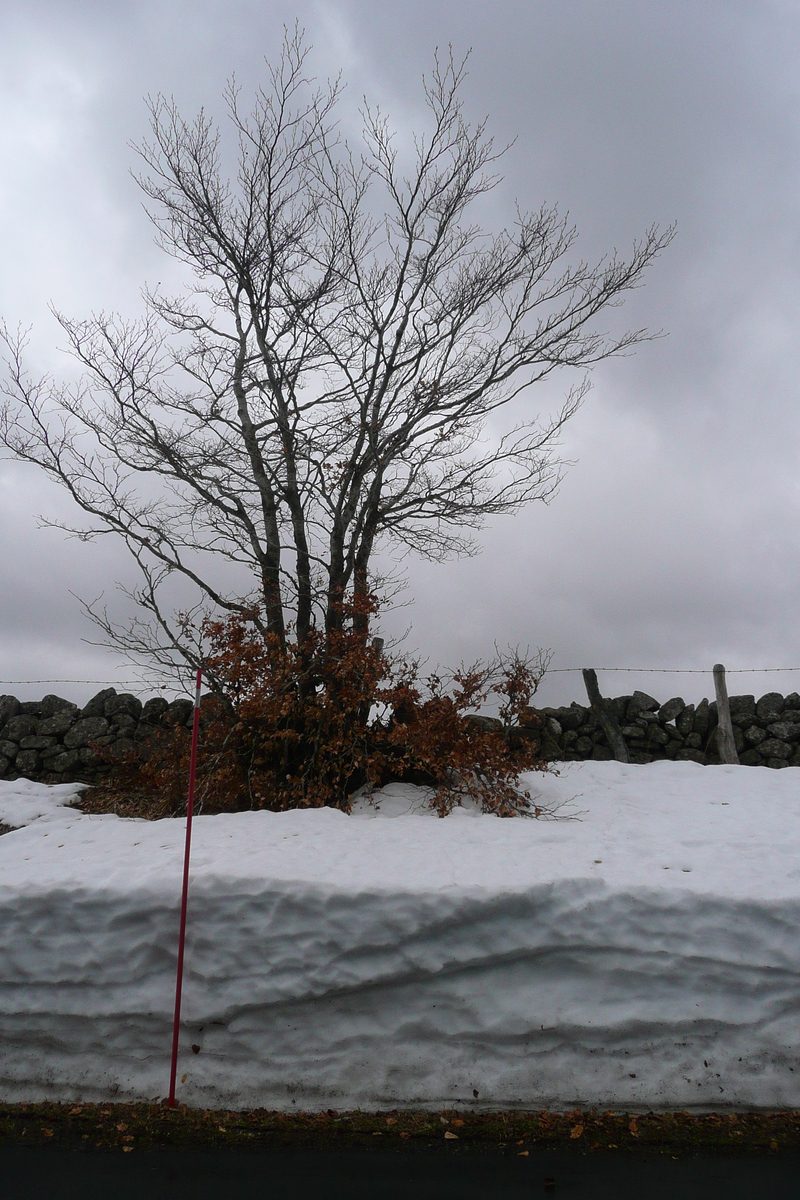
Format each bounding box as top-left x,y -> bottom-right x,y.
3,685 -> 800,785
511,689 -> 800,767
0,688 -> 194,784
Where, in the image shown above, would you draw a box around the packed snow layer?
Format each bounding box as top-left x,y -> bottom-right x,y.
2,762 -> 800,1111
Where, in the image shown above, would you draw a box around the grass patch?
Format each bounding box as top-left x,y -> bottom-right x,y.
70,787 -> 177,821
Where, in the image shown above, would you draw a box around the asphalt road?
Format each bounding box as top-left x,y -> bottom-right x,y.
3,1145 -> 800,1199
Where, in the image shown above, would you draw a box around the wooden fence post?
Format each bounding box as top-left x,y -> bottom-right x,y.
713,663 -> 739,765
582,668 -> 630,763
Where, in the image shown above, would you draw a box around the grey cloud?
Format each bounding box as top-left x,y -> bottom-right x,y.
2,0 -> 800,708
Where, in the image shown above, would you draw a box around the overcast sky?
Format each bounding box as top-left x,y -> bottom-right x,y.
2,0 -> 800,706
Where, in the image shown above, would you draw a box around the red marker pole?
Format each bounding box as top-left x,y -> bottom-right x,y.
168,668 -> 202,1108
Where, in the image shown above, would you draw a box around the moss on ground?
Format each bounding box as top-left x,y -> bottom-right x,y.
0,1103 -> 798,1157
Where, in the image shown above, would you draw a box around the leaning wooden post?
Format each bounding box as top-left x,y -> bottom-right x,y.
713,663 -> 739,765
582,668 -> 630,763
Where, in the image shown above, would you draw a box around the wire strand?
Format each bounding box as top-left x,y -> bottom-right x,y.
0,679 -> 150,686
547,667 -> 800,675
4,666 -> 800,686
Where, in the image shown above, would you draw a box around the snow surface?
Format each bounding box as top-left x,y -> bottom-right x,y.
1,762 -> 800,1111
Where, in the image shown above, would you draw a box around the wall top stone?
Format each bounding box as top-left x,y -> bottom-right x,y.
81,688 -> 118,719
757,692 -> 785,720
40,694 -> 78,719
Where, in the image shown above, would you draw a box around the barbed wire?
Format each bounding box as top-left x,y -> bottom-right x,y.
4,665 -> 800,687
548,666 -> 800,675
0,679 -> 151,687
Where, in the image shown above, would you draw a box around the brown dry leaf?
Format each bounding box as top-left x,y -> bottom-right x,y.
181,1074 -> 187,1083
123,1146 -> 134,1153
385,1117 -> 397,1126
400,1131 -> 411,1140
40,1128 -> 53,1138
444,1131 -> 459,1140
629,1118 -> 638,1135
69,1107 -> 83,1115
116,1123 -> 127,1132
517,1150 -> 529,1157
570,1125 -> 584,1139
771,1141 -> 779,1151
451,1118 -> 464,1128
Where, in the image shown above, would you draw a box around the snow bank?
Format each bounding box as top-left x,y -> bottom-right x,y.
1,762 -> 800,1111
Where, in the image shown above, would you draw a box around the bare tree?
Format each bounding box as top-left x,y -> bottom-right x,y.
0,31 -> 672,683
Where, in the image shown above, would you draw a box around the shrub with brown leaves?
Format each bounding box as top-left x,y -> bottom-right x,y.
92,598 -> 548,818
